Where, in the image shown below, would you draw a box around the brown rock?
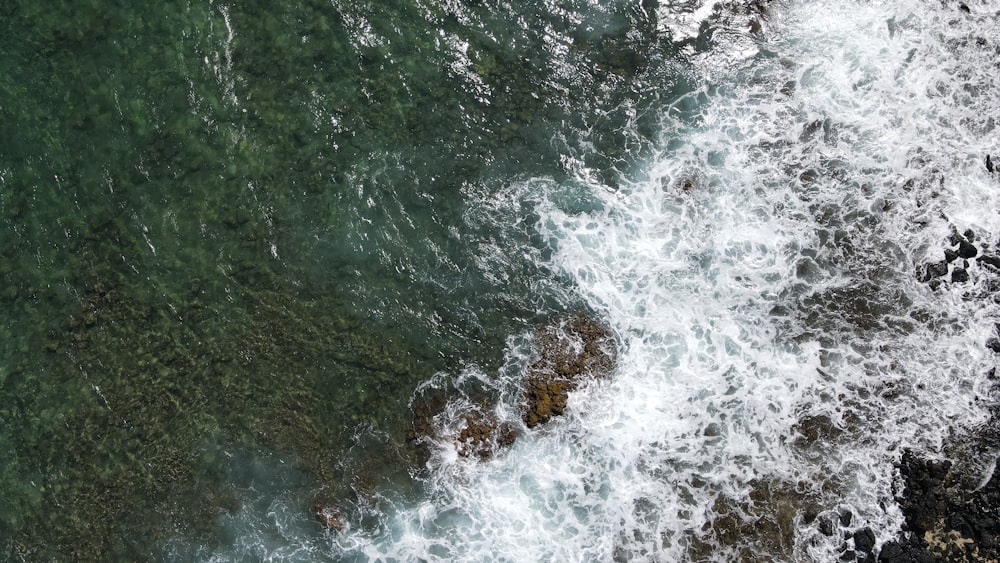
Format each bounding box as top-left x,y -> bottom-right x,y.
313,499 -> 346,532
522,313 -> 616,427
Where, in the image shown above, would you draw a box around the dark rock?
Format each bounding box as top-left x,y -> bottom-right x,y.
963,229 -> 976,243
987,338 -> 1000,354
877,542 -> 904,561
920,261 -> 949,282
951,268 -> 970,283
313,499 -> 346,531
794,414 -> 843,446
979,255 -> 1000,271
898,452 -> 951,535
409,392 -> 519,463
456,413 -> 518,460
885,449 -> 1000,561
944,249 -> 959,263
819,515 -> 837,536
854,527 -> 876,554
987,154 -> 995,174
877,541 -> 937,563
690,478 -> 813,561
958,240 -> 978,259
959,1 -> 970,12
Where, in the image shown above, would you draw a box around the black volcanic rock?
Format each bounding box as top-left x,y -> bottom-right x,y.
880,449 -> 1000,561
958,240 -> 978,259
979,255 -> 1000,271
920,261 -> 949,282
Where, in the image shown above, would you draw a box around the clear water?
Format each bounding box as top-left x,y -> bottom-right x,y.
2,0 -> 998,561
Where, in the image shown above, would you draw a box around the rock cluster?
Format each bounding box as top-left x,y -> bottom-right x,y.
918,227 -> 1000,289
407,395 -> 518,462
455,412 -> 517,459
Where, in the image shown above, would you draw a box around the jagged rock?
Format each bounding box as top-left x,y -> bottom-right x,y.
979,255 -> 1000,271
854,527 -> 876,555
455,411 -> 517,460
313,499 -> 346,531
522,313 -> 616,427
794,414 -> 844,446
958,240 -> 978,259
952,268 -> 970,283
409,393 -> 519,462
880,450 -> 1000,561
688,478 -> 818,561
919,261 -> 948,283
877,541 -> 937,562
405,313 -> 615,465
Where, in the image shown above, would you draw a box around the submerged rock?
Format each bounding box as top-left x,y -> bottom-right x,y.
455,412 -> 517,459
313,499 -> 347,532
522,313 -> 617,428
979,255 -> 1000,271
407,312 -> 617,465
689,478 -> 820,561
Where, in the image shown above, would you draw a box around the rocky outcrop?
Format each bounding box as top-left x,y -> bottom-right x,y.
409,393 -> 519,462
917,227 -> 997,291
313,498 -> 347,532
522,313 -> 617,427
408,312 -> 618,465
877,451 -> 1000,562
455,412 -> 517,459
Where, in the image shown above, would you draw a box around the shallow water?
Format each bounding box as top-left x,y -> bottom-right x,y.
2,0 -> 999,560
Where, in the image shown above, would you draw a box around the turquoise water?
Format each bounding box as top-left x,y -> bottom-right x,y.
0,1 -> 681,558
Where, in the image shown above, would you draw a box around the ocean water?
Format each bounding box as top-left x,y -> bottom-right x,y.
2,0 -> 998,561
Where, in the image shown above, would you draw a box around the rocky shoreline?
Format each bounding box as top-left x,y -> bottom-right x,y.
864,216 -> 1000,562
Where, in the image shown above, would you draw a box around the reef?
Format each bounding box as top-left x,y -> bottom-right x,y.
858,223 -> 1000,562
408,392 -> 518,464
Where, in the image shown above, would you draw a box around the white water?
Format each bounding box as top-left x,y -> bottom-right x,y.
194,0 -> 1000,560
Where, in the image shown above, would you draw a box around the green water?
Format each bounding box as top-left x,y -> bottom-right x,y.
0,0 -> 679,558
